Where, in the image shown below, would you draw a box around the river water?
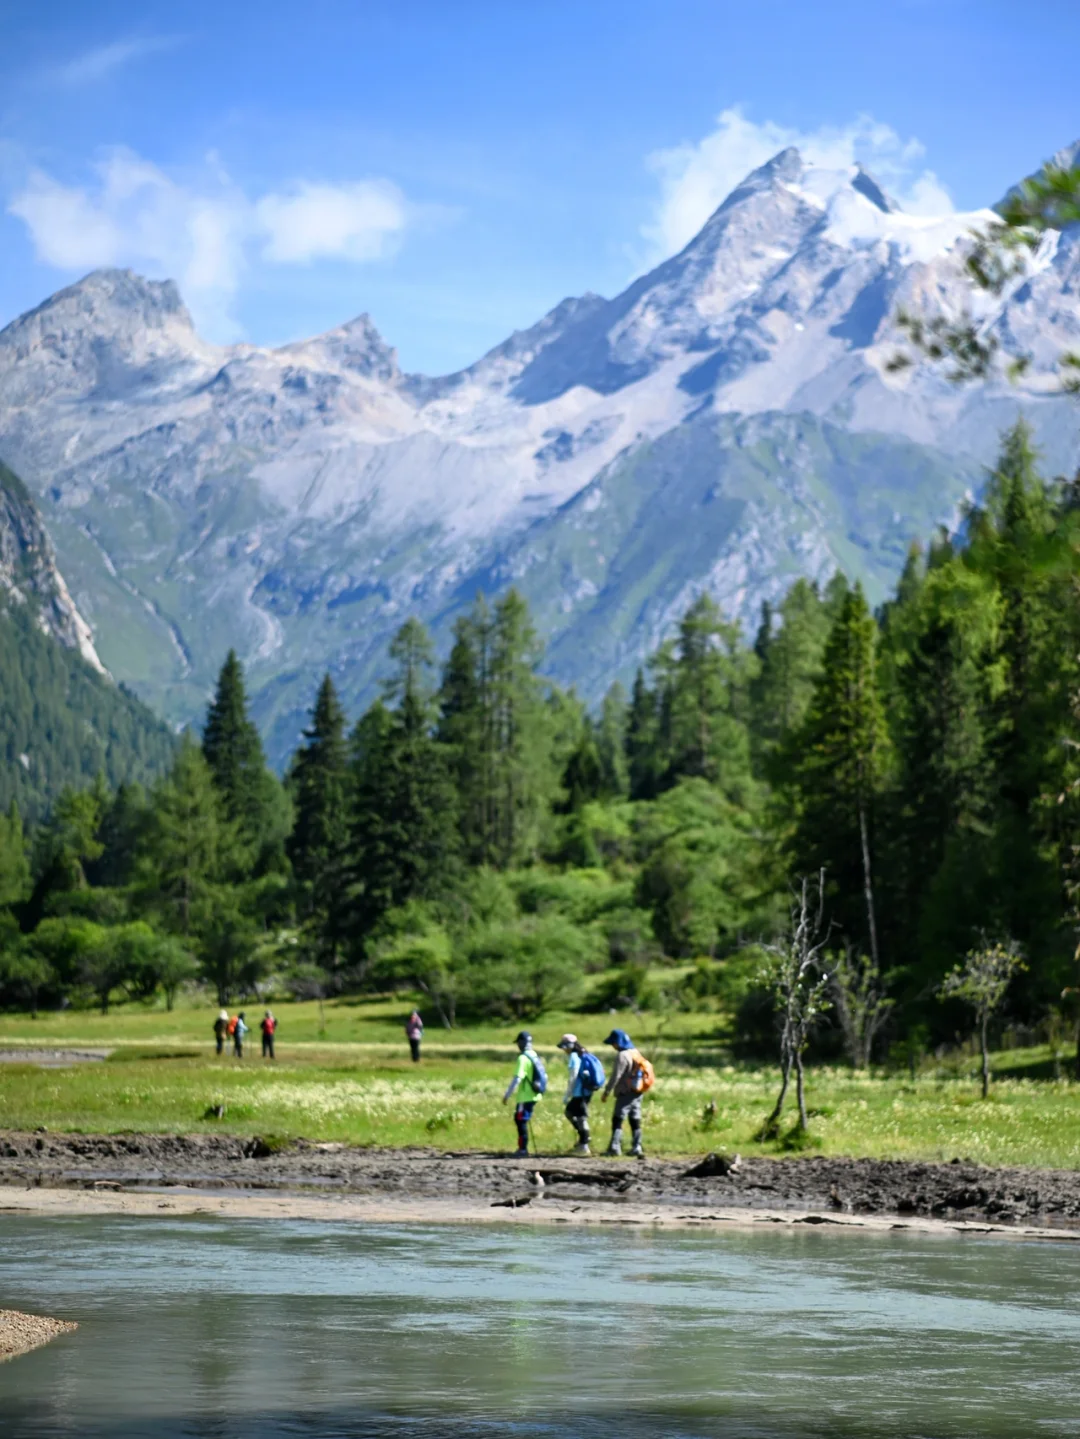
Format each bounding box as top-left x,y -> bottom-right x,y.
0,1214 -> 1076,1437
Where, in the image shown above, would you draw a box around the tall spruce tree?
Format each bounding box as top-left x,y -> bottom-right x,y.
750,578 -> 833,767
202,650 -> 289,875
788,584 -> 889,966
348,622 -> 460,940
436,590 -> 555,867
651,594 -> 756,801
288,674 -> 349,963
0,802 -> 30,908
625,668 -> 662,800
883,558 -> 998,979
140,736 -> 223,935
596,682 -> 630,799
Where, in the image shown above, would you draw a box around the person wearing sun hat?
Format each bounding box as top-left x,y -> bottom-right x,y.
556,1033 -> 605,1156
213,1009 -> 229,1056
601,1028 -> 650,1158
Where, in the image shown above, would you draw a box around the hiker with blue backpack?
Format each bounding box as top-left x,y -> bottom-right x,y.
557,1033 -> 604,1156
502,1030 -> 547,1156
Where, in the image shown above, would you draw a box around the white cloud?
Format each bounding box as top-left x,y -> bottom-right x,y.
644,106 -> 955,259
7,151 -> 413,338
256,180 -> 407,264
9,151 -> 247,335
48,36 -> 181,88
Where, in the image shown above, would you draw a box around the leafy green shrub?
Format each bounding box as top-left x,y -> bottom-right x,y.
458,913 -> 595,1019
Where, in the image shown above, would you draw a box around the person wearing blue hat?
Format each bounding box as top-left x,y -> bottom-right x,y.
601,1028 -> 647,1157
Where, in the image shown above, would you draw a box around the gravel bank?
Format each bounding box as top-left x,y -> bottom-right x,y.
0,1309 -> 77,1362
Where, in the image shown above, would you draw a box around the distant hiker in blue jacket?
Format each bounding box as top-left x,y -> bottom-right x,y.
502,1030 -> 546,1156
557,1033 -> 604,1156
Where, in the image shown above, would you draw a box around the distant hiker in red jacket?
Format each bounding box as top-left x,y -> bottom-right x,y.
261,1011 -> 277,1060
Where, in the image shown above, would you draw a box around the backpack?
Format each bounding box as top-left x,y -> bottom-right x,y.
528,1050 -> 548,1095
262,1017 -> 275,1035
577,1051 -> 605,1094
629,1049 -> 655,1095
226,1017 -> 237,1037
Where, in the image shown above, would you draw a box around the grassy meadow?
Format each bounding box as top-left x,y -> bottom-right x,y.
2,996 -> 1080,1168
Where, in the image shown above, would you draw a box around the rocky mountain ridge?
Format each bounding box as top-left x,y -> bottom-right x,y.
0,460 -> 104,673
0,145 -> 1077,763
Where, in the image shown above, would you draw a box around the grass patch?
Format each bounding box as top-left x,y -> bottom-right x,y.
0,998 -> 1078,1166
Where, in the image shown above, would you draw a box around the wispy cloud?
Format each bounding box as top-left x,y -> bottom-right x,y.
644,107 -> 954,261
7,150 -> 413,338
47,36 -> 183,88
257,180 -> 407,264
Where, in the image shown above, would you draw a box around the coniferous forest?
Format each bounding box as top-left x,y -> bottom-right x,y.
3,422 -> 1080,1064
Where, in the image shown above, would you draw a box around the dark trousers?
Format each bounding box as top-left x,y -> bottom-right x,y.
233,1037 -> 243,1058
262,1034 -> 274,1059
565,1095 -> 591,1143
514,1101 -> 535,1151
215,1036 -> 224,1055
409,1037 -> 421,1062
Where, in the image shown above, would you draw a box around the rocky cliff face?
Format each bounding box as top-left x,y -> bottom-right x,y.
0,147 -> 1077,762
0,460 -> 105,673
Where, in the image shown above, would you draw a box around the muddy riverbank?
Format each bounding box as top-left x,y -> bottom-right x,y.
3,1130 -> 1080,1232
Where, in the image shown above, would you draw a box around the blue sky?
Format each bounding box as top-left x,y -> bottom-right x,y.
1,0 -> 1078,374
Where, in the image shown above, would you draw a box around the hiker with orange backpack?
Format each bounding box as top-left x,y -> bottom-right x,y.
601,1028 -> 653,1158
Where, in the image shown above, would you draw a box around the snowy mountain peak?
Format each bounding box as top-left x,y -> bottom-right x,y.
0,140 -> 1077,763
282,311 -> 400,382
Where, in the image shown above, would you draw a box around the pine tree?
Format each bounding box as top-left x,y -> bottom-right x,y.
348,623 -> 460,939
966,422 -> 1062,953
437,590 -> 556,867
561,727 -> 605,812
437,601 -> 492,864
750,579 -> 832,764
625,668 -> 662,800
788,584 -> 890,966
87,782 -> 149,888
488,589 -> 557,866
287,674 -> 349,962
652,594 -> 756,801
0,801 -> 30,908
202,650 -> 289,875
140,736 -> 223,934
595,682 -> 630,798
885,561 -> 998,976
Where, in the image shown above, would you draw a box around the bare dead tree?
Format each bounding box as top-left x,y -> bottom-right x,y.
761,871 -> 833,1134
831,945 -> 894,1070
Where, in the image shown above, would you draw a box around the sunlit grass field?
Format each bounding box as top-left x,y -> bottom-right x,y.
1,996 -> 1079,1167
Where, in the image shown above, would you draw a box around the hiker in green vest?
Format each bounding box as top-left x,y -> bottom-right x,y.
502,1030 -> 546,1157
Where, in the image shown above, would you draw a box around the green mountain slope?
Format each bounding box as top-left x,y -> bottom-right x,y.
470,409 -> 985,698
0,460 -> 176,820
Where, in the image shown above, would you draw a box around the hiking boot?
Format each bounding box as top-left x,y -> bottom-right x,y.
631,1145 -> 645,1159
605,1145 -> 621,1157
513,1148 -> 530,1158
571,1142 -> 591,1156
